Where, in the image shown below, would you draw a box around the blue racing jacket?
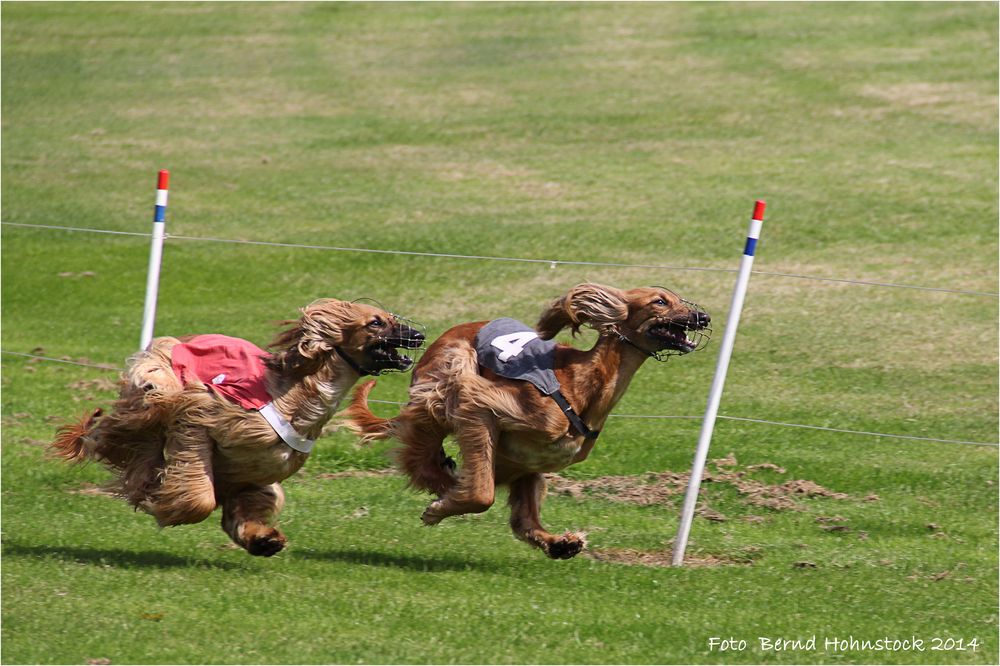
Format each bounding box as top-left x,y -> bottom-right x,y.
475,318 -> 600,439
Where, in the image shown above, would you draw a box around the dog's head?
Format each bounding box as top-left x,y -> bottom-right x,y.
536,283 -> 711,359
267,299 -> 425,377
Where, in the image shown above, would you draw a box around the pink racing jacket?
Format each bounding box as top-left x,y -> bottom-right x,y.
170,334 -> 315,453
171,334 -> 271,409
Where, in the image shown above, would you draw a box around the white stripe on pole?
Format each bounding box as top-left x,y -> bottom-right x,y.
672,200 -> 765,566
139,170 -> 169,351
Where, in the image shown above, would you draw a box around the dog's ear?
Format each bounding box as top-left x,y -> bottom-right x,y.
536,283 -> 628,339
298,299 -> 353,349
266,300 -> 354,375
266,320 -> 323,376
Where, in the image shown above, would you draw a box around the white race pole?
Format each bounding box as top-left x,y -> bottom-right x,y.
139,170 -> 169,351
672,200 -> 765,566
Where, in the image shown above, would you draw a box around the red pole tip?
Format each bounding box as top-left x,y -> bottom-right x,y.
752,200 -> 766,221
157,170 -> 170,190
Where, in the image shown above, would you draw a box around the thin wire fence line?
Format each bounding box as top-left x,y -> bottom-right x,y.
0,350 -> 120,370
612,413 -> 999,447
4,221 -> 997,298
373,399 -> 999,447
6,350 -> 995,448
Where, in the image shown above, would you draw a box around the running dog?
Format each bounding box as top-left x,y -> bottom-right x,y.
51,298 -> 424,556
343,283 -> 710,559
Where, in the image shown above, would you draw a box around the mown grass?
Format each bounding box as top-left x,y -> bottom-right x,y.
2,2 -> 997,664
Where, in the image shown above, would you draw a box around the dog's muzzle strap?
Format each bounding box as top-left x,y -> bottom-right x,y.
614,330 -> 658,360
335,346 -> 375,377
550,390 -> 600,440
259,402 -> 315,454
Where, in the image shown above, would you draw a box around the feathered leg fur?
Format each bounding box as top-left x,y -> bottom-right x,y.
147,421 -> 217,527
420,415 -> 497,524
508,473 -> 586,559
50,393 -> 169,509
220,483 -> 287,557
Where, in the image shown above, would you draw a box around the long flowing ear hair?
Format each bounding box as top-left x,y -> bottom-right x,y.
535,283 -> 629,340
265,299 -> 354,376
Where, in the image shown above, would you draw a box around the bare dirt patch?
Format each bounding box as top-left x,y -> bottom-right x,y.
547,470 -> 691,506
316,468 -> 396,480
547,453 -> 855,514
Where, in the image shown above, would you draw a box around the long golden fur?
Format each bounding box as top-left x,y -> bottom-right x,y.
344,283 -> 711,559
51,299 -> 423,556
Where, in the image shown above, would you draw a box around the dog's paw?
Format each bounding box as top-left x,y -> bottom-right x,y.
545,531 -> 587,560
135,498 -> 156,516
421,501 -> 447,526
246,531 -> 287,557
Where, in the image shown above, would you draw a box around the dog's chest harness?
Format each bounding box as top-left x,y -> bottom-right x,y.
475,318 -> 600,440
170,334 -> 315,453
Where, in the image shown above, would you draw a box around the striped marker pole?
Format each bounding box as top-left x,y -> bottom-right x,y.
138,170 -> 169,351
672,200 -> 765,566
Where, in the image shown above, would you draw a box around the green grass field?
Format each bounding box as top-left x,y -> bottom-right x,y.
2,2 -> 997,664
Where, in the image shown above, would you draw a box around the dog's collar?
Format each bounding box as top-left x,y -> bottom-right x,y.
335,346 -> 377,377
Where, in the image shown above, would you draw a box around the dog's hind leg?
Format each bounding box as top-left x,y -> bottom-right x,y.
508,473 -> 586,560
394,416 -> 457,498
220,483 -> 287,557
147,423 -> 217,527
421,417 -> 496,525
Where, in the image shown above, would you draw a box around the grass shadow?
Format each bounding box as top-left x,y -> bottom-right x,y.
295,546 -> 498,573
2,541 -> 245,571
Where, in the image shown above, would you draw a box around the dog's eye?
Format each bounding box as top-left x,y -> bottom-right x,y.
368,318 -> 385,329
654,299 -> 668,307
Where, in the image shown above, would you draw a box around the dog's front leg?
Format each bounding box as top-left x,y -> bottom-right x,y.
147,423 -> 217,527
421,419 -> 496,525
220,483 -> 287,556
508,473 -> 587,559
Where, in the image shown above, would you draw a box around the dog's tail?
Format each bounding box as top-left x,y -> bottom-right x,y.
49,408 -> 104,463
342,380 -> 395,444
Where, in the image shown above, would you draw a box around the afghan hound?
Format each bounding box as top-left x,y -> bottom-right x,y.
51,298 -> 424,556
343,283 -> 711,559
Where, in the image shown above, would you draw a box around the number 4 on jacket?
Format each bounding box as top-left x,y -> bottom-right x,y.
490,331 -> 540,362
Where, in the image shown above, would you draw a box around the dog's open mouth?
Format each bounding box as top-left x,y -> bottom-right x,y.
644,299 -> 712,358
366,340 -> 419,371
647,322 -> 701,354
365,322 -> 426,373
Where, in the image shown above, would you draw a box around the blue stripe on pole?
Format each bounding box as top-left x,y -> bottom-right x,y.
743,237 -> 758,256
154,205 -> 166,222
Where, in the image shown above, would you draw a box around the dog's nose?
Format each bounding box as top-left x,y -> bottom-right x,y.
693,311 -> 711,328
396,325 -> 425,347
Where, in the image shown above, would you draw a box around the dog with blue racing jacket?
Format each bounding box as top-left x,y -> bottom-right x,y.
344,283 -> 711,559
